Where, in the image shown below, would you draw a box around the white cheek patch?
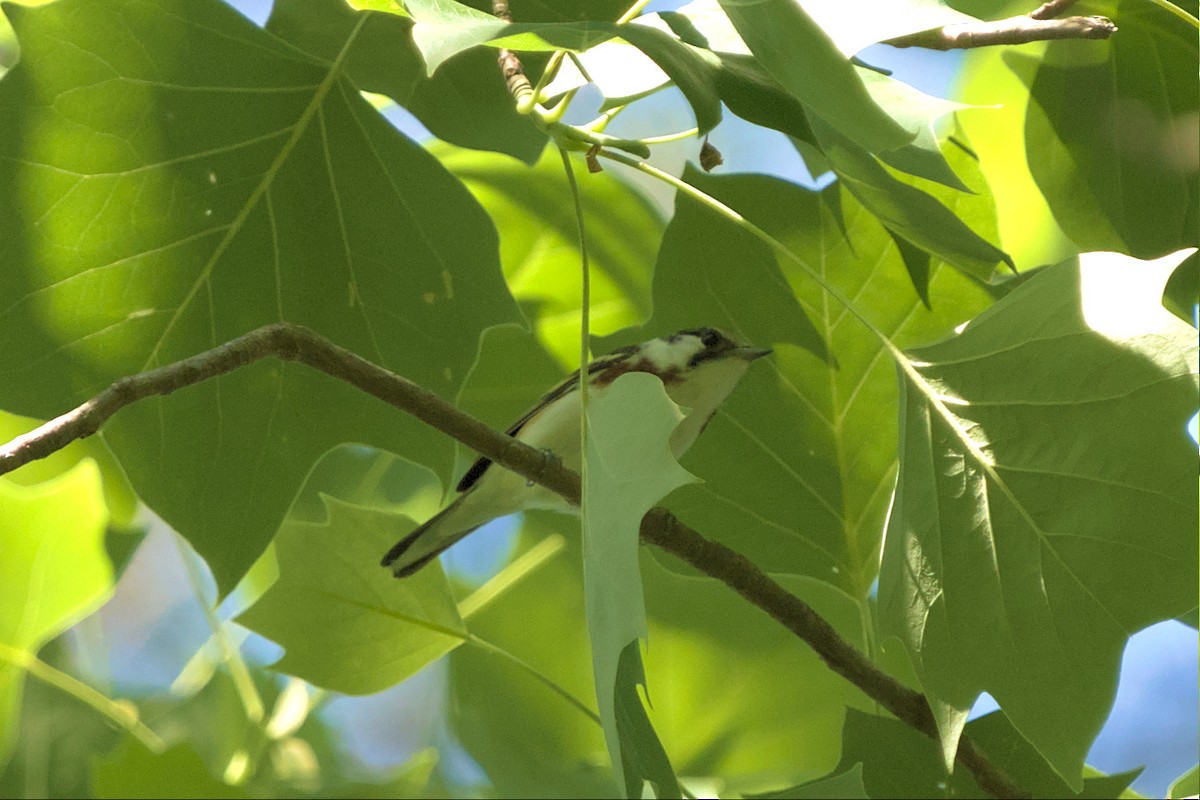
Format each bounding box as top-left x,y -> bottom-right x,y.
642,335 -> 703,371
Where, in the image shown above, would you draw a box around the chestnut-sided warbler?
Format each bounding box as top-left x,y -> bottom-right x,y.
382,327 -> 771,577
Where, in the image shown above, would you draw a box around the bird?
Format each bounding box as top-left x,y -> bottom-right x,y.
381,327 -> 772,578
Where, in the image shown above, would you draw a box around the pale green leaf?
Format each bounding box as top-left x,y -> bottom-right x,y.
0,410 -> 138,527
1169,764 -> 1199,799
237,496 -> 466,694
879,249 -> 1200,787
585,372 -> 694,796
0,461 -> 111,765
0,0 -> 521,594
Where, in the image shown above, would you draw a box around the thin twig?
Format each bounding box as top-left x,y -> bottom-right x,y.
0,323 -> 1028,798
884,12 -> 1115,50
491,1 -> 534,107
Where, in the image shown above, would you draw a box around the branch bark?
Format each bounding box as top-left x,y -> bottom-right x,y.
0,322 -> 1029,799
883,11 -> 1115,50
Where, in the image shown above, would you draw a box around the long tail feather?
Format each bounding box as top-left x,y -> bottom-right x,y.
380,497 -> 483,578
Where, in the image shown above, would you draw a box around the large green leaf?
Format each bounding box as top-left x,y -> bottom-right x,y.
0,461 -> 111,765
0,0 -> 522,594
599,167 -> 991,597
237,497 -> 466,694
878,250 -> 1199,787
584,373 -> 693,797
1016,0 -> 1198,258
717,0 -> 913,153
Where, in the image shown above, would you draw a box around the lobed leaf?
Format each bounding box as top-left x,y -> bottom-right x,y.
237,497 -> 466,695
879,250 -> 1200,786
0,0 -> 522,594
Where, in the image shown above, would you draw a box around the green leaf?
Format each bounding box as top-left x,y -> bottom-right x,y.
0,0 -> 522,594
717,0 -> 913,153
600,168 -> 990,596
0,460 -> 111,766
879,250 -> 1200,787
1015,0 -> 1199,258
584,372 -> 693,796
810,115 -> 1010,284
828,709 -> 1142,799
435,144 -> 661,366
749,763 -> 868,799
237,496 -> 466,694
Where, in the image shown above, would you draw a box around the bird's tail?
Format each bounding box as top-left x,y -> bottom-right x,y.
381,494 -> 485,578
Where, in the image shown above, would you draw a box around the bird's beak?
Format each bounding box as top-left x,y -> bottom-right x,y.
731,346 -> 772,362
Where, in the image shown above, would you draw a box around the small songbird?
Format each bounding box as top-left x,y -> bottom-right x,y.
381,327 -> 771,577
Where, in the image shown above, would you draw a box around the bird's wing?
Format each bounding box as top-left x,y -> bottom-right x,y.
455,346 -> 637,492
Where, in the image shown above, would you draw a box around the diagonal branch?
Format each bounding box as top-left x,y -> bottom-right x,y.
0,322 -> 1029,799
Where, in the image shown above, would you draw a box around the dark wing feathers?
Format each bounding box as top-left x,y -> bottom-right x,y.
455,346 -> 638,492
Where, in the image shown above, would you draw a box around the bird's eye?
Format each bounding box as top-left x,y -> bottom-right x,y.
700,330 -> 721,348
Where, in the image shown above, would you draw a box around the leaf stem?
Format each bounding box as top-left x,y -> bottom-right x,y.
174,533 -> 265,724
559,144 -> 592,559
0,642 -> 165,752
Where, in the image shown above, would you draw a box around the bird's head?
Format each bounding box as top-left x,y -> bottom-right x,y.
593,328 -> 771,432
639,327 -> 772,374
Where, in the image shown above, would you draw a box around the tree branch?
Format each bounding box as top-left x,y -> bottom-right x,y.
0,322 -> 1028,799
883,11 -> 1115,50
